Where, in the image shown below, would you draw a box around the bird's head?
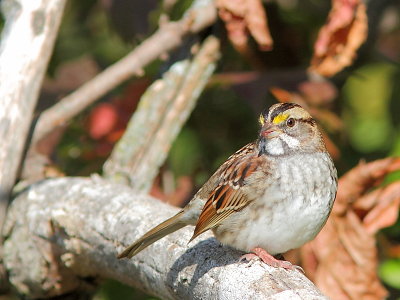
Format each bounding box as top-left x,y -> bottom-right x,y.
257,103 -> 325,156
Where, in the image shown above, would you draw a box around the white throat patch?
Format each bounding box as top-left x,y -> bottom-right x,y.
280,134 -> 300,149
265,134 -> 300,155
266,138 -> 284,155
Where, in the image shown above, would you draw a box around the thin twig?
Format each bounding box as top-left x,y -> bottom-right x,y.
29,0 -> 217,148
103,36 -> 220,192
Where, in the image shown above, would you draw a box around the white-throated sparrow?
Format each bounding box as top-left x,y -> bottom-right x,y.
118,103 -> 337,269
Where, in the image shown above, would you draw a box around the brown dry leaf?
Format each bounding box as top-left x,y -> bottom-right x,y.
310,109 -> 343,133
270,85 -> 342,131
309,0 -> 368,77
388,244 -> 400,258
301,157 -> 400,300
362,183 -> 400,234
321,131 -> 341,161
334,158 -> 400,215
245,0 -> 273,50
269,87 -> 297,103
298,81 -> 338,105
168,176 -> 193,207
217,0 -> 273,55
150,173 -> 193,207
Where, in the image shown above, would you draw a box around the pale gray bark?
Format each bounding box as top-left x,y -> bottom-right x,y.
103,36 -> 220,192
0,0 -> 66,238
2,177 -> 326,299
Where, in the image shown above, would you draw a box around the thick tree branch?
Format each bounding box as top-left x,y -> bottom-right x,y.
103,36 -> 220,191
2,177 -> 326,299
29,0 -> 217,149
0,0 -> 66,239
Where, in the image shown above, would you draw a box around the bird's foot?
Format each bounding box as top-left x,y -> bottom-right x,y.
240,247 -> 304,273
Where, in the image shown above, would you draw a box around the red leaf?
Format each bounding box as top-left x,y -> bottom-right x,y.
88,103 -> 118,139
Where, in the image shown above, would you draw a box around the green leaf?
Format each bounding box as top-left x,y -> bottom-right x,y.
342,63 -> 397,153
169,128 -> 202,176
379,259 -> 400,289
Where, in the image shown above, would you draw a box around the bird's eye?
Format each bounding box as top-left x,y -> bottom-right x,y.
286,118 -> 295,127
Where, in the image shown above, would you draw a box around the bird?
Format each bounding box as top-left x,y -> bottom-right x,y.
117,102 -> 337,270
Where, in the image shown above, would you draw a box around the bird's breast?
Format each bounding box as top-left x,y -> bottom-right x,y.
214,153 -> 337,254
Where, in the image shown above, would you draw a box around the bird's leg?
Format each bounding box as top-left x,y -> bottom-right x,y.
240,247 -> 304,272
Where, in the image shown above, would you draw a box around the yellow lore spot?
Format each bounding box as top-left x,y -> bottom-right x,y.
259,114 -> 265,125
272,114 -> 289,124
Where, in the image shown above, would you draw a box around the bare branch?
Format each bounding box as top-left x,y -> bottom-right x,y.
29,0 -> 217,149
0,0 -> 66,239
103,36 -> 220,191
2,177 -> 326,299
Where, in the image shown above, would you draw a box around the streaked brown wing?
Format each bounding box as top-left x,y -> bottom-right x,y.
190,148 -> 261,241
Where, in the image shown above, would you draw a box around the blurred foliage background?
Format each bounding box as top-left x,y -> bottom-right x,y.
1,0 -> 400,299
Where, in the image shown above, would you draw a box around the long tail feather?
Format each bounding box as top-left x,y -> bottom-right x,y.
117,211 -> 186,259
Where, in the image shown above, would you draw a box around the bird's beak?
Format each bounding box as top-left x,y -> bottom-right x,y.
260,123 -> 282,139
